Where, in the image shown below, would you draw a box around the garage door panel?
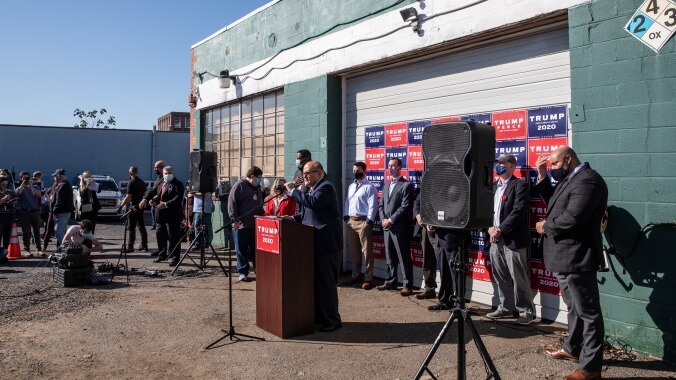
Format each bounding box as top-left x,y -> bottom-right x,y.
345,28 -> 571,323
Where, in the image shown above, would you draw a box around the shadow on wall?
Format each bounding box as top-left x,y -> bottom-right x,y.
602,205 -> 676,362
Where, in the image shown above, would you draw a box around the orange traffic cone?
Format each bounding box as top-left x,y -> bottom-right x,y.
7,223 -> 22,259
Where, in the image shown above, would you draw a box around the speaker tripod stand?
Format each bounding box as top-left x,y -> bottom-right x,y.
414,237 -> 500,380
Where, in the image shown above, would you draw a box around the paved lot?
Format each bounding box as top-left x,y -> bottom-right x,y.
0,217 -> 674,379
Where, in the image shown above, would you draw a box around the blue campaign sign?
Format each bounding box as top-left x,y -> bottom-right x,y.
470,229 -> 490,253
365,125 -> 385,148
495,140 -> 527,167
407,120 -> 431,146
527,169 -> 541,199
528,105 -> 567,138
386,147 -> 408,168
461,113 -> 491,125
409,170 -> 423,190
366,171 -> 385,192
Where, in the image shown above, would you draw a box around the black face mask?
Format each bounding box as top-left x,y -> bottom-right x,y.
354,171 -> 365,180
550,166 -> 568,182
155,170 -> 162,176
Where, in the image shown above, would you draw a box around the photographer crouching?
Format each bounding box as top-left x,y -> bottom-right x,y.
61,219 -> 103,254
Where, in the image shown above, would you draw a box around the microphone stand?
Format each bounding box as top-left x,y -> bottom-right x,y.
111,208 -> 134,284
205,188 -> 284,349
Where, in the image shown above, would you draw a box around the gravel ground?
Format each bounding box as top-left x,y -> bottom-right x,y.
1,217 -> 674,379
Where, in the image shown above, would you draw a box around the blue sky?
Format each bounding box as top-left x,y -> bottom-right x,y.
0,0 -> 271,130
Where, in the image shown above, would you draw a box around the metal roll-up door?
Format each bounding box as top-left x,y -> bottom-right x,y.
344,28 -> 571,322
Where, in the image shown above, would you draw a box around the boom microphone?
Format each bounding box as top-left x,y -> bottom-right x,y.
275,185 -> 286,192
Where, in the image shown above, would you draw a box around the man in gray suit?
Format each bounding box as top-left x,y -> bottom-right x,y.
377,158 -> 415,296
535,147 -> 607,380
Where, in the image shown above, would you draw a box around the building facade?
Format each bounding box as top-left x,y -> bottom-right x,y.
157,112 -> 190,132
190,0 -> 676,359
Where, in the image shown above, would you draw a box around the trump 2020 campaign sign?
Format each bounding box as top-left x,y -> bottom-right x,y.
255,217 -> 280,254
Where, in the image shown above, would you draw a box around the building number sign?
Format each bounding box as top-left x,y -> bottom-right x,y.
626,0 -> 676,52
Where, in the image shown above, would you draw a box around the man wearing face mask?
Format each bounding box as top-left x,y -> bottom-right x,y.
140,165 -> 184,265
293,149 -> 312,192
120,166 -> 148,252
227,166 -> 264,282
342,161 -> 378,290
535,147 -> 607,380
377,158 -> 415,296
150,160 -> 165,230
486,154 -> 534,325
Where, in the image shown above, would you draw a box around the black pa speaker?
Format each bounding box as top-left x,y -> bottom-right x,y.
189,151 -> 217,193
420,121 -> 495,230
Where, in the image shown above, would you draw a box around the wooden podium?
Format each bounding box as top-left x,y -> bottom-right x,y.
255,216 -> 315,338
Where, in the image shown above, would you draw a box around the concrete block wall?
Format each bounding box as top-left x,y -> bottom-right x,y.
569,0 -> 676,360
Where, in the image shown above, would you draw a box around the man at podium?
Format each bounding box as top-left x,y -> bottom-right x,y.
285,161 -> 343,332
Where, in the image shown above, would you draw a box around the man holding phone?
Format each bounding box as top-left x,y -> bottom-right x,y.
16,171 -> 42,254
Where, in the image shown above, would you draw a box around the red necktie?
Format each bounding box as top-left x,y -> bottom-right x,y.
160,183 -> 168,200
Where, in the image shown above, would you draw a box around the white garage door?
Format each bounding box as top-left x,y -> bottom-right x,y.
344,28 -> 570,323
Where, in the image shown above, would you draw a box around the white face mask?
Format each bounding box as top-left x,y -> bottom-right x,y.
164,174 -> 174,182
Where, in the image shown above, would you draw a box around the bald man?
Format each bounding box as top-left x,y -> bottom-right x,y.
535,147 -> 607,380
141,160 -> 168,255
285,161 -> 343,332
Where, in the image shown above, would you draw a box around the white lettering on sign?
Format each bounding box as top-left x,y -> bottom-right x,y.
496,146 -> 526,154
532,267 -> 557,277
409,151 -> 422,157
493,118 -> 525,128
365,153 -> 382,158
530,207 -> 548,214
366,131 -> 384,137
410,127 -> 424,133
529,113 -> 566,122
389,151 -> 407,158
529,144 -> 563,153
257,226 -> 278,235
387,128 -> 407,134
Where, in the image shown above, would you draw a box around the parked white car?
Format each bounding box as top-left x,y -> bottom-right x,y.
72,175 -> 124,219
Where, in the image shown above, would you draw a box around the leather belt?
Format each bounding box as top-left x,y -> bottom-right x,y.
350,216 -> 367,221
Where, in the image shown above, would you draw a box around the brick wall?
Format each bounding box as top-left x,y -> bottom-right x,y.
569,0 -> 676,360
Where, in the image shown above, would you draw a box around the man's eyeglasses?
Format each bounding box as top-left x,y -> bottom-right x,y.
302,170 -> 319,176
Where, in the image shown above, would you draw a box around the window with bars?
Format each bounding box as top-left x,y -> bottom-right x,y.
204,89 -> 284,181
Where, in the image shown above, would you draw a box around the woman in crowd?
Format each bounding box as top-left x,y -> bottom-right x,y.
79,171 -> 101,233
264,178 -> 296,217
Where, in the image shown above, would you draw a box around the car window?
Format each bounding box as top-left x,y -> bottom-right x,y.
98,180 -> 119,192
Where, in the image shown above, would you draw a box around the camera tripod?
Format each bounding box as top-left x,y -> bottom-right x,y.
169,193 -> 228,277
414,236 -> 500,380
111,208 -> 134,283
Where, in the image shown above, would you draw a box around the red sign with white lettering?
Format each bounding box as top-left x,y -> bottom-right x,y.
385,122 -> 408,147
530,260 -> 561,295
410,242 -> 423,268
492,109 -> 527,140
255,217 -> 280,254
365,148 -> 386,170
527,137 -> 568,167
432,116 -> 461,124
373,237 -> 386,260
408,146 -> 424,170
529,199 -> 548,230
466,250 -> 492,282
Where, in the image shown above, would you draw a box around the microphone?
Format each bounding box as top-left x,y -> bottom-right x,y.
275,185 -> 286,193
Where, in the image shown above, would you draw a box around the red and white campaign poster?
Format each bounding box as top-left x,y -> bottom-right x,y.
466,250 -> 492,282
432,116 -> 461,124
408,145 -> 424,171
530,261 -> 561,295
365,148 -> 386,171
385,122 -> 408,147
529,199 -> 548,230
527,137 -> 568,168
410,242 -> 423,268
373,237 -> 386,260
255,217 -> 280,254
492,109 -> 527,140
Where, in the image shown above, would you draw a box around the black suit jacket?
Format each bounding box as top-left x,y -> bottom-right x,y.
494,176 -> 530,250
379,177 -> 413,234
291,177 -> 343,255
146,177 -> 184,223
534,163 -> 608,273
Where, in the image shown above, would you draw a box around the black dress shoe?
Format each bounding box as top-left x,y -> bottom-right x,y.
169,259 -> 179,267
319,323 -> 342,332
150,251 -> 161,257
137,245 -> 148,252
153,255 -> 167,263
427,303 -> 451,311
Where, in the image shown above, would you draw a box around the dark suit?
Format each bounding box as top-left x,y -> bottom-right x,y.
413,196 -> 437,291
489,176 -> 533,318
145,177 -> 184,258
291,176 -> 343,327
379,177 -> 414,288
535,163 -> 607,372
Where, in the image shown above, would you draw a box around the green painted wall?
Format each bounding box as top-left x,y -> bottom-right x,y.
284,75 -> 343,201
569,0 -> 676,360
191,0 -> 416,83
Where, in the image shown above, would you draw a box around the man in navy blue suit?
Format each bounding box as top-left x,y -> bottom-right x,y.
285,161 -> 343,332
